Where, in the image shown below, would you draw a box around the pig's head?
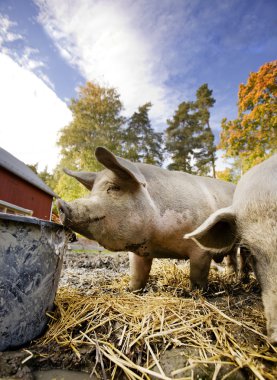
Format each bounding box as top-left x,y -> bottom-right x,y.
184,204 -> 277,344
57,147 -> 157,252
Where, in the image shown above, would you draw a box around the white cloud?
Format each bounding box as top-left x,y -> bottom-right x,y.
0,13 -> 55,90
34,0 -> 179,124
0,14 -> 23,46
0,53 -> 72,172
17,47 -> 45,70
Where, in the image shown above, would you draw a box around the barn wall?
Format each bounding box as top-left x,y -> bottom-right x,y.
0,167 -> 53,220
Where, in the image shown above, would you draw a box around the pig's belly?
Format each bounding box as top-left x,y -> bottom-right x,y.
126,237 -> 198,259
150,250 -> 190,260
149,235 -> 199,260
148,241 -> 195,260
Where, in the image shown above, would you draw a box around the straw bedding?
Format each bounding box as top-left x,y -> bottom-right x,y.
30,255 -> 277,380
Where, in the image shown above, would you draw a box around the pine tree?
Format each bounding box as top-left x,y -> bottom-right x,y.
124,102 -> 163,165
166,101 -> 200,172
165,84 -> 216,175
193,84 -> 216,177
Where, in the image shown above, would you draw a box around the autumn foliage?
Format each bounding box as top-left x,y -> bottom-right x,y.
220,60 -> 277,172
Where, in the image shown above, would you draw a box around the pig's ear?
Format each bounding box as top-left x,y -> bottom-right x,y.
184,206 -> 237,253
63,168 -> 96,190
95,147 -> 146,186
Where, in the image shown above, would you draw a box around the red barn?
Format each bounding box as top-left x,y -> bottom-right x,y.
0,147 -> 57,220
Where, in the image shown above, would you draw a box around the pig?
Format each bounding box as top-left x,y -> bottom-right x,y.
57,146 -> 235,291
185,154 -> 277,343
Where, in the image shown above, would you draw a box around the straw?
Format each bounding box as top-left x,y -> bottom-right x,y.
32,259 -> 277,379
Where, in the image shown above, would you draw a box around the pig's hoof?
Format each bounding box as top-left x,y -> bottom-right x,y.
190,282 -> 207,292
190,288 -> 204,299
128,280 -> 147,292
127,281 -> 147,293
127,286 -> 145,294
132,288 -> 145,294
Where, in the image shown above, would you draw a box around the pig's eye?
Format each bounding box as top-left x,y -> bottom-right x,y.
107,184 -> 120,193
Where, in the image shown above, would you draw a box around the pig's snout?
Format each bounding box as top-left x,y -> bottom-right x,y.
56,199 -> 70,224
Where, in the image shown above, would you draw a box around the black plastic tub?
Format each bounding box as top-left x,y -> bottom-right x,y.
0,213 -> 68,351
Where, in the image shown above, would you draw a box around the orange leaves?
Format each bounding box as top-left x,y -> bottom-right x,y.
238,60 -> 277,114
220,60 -> 277,173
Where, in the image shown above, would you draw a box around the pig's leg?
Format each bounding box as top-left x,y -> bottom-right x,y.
239,246 -> 251,283
189,250 -> 212,290
262,291 -> 277,344
225,247 -> 238,276
129,252 -> 153,291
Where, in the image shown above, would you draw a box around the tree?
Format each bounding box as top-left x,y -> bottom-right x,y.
27,163 -> 56,190
55,82 -> 126,201
194,84 -> 216,177
124,102 -> 163,165
54,167 -> 88,202
216,166 -> 240,184
57,82 -> 126,172
166,101 -> 200,172
165,84 -> 216,175
39,167 -> 56,189
220,60 -> 277,172
27,163 -> 39,174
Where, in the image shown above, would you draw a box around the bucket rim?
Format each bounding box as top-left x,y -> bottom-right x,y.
0,212 -> 65,229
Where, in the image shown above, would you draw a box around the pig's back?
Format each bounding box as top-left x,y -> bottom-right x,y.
234,154 -> 277,208
137,163 -> 235,220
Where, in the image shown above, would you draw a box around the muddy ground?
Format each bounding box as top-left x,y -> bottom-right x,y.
0,239 -> 276,380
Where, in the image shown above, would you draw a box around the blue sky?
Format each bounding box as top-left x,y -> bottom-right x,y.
0,0 -> 276,171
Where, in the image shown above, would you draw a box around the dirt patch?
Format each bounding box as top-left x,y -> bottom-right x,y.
59,249 -> 129,291
1,246 -> 276,380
